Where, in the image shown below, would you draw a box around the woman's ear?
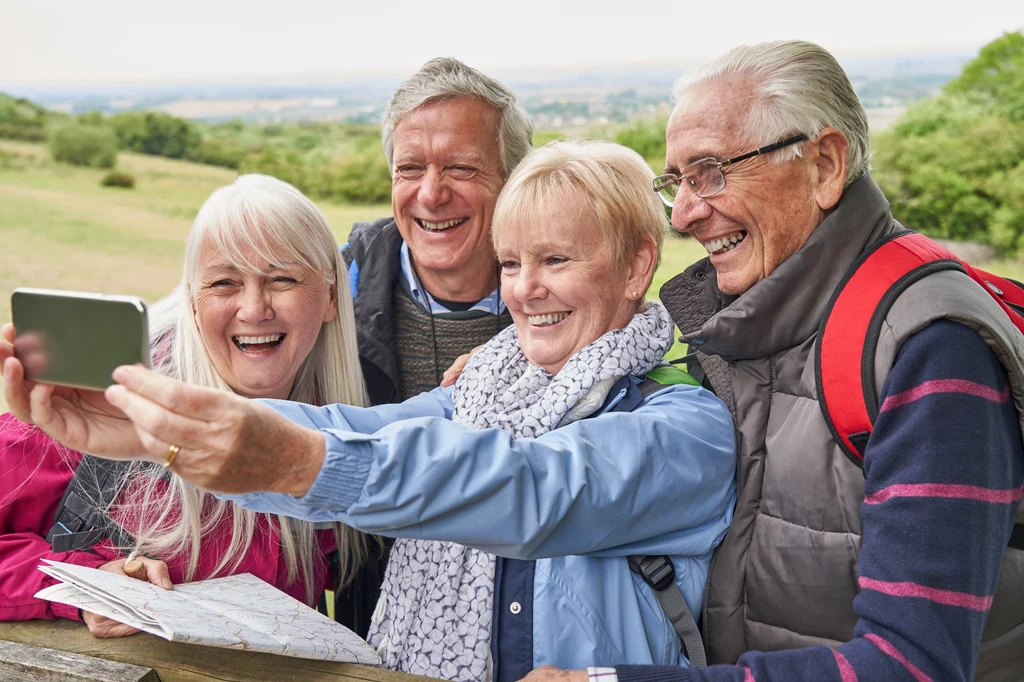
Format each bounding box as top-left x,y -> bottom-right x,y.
322,284 -> 339,323
811,128 -> 848,212
625,237 -> 658,300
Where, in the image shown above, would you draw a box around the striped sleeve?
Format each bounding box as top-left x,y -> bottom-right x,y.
617,319 -> 1024,682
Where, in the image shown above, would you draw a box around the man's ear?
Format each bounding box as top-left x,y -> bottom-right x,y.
625,237 -> 658,300
811,128 -> 848,212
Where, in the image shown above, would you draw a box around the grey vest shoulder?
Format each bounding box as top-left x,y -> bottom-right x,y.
702,268 -> 1024,680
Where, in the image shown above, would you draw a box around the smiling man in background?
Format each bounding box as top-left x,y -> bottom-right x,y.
524,39 -> 1024,682
343,58 -> 532,406
336,57 -> 532,637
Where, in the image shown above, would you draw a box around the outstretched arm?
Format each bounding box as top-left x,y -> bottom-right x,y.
225,384 -> 736,560
99,366 -> 453,493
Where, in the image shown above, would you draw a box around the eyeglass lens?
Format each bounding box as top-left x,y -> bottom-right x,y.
688,161 -> 726,198
657,160 -> 726,206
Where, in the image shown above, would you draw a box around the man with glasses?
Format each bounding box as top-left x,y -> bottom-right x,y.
524,40 -> 1023,682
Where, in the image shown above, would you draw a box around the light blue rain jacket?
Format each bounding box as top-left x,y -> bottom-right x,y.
225,381 -> 736,672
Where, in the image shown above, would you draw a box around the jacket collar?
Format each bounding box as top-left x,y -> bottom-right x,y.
661,175 -> 896,361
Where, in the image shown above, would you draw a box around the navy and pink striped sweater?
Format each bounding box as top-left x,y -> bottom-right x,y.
618,319 -> 1024,682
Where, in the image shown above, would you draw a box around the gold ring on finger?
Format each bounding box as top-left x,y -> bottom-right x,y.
163,444 -> 180,469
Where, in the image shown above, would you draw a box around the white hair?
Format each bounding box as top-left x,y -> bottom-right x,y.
117,174 -> 369,603
670,40 -> 871,186
381,57 -> 534,178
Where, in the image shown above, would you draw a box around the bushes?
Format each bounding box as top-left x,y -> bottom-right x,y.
48,124 -> 118,168
614,116 -> 668,166
873,31 -> 1024,256
0,124 -> 46,142
109,111 -> 202,160
100,170 -> 136,188
325,151 -> 392,204
239,147 -> 392,204
196,137 -> 248,169
944,31 -> 1024,122
0,93 -> 55,141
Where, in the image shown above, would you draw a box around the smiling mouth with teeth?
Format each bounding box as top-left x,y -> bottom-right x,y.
415,217 -> 469,232
527,312 -> 571,327
233,334 -> 286,352
704,231 -> 748,256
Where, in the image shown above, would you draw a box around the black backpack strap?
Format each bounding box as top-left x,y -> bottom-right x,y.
628,555 -> 707,668
638,378 -> 664,400
46,455 -> 133,553
606,376 -> 707,667
1010,524 -> 1024,551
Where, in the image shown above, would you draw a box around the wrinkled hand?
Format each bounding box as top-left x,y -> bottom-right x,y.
83,556 -> 173,638
441,345 -> 484,387
106,365 -> 325,494
518,667 -> 588,682
1,324 -> 144,458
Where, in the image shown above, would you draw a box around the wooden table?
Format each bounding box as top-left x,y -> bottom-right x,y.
0,620 -> 439,681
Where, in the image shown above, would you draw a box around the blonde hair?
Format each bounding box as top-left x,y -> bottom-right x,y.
670,40 -> 870,187
116,174 -> 369,603
492,139 -> 666,285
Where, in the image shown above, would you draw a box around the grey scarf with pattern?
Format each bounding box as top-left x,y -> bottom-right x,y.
367,302 -> 674,681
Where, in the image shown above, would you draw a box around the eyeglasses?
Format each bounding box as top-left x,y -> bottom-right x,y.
653,134 -> 808,207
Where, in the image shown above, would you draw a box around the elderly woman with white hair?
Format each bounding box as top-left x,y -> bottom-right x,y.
0,174 -> 367,636
2,141 -> 736,677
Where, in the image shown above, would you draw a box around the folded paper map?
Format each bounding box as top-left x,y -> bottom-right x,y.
35,560 -> 381,664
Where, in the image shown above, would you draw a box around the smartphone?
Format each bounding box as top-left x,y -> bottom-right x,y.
11,288 -> 151,390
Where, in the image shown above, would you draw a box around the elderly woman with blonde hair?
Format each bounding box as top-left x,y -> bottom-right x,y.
2,141 -> 736,676
0,174 -> 367,636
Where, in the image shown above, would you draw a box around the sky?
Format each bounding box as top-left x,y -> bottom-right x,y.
3,0 -> 1023,87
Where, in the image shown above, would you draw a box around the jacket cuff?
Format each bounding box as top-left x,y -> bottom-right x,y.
617,666 -> 693,682
297,432 -> 375,511
51,601 -> 83,620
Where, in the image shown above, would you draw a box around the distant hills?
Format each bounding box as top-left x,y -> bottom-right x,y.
0,48 -> 976,128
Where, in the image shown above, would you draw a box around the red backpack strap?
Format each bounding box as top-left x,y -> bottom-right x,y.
956,263 -> 1024,333
815,229 -> 968,466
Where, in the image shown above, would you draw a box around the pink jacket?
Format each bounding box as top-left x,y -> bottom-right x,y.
0,412 -> 335,622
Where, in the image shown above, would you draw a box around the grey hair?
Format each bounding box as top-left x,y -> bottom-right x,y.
121,174 -> 369,603
382,57 -> 534,178
670,40 -> 870,186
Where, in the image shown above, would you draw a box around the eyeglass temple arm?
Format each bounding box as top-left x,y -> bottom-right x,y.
719,134 -> 809,169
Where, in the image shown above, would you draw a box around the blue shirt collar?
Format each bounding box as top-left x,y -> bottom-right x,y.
400,241 -> 506,315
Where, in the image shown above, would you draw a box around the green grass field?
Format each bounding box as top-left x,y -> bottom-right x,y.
2,140 -> 1018,414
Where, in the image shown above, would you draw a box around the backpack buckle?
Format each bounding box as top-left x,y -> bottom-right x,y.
628,555 -> 676,591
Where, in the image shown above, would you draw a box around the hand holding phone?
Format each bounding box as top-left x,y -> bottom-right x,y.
11,288 -> 151,390
2,289 -> 151,460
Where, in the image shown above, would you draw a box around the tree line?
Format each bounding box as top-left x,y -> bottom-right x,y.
873,31 -> 1024,256
2,31 -> 1021,251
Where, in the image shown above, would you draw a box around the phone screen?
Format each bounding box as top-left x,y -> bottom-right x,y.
11,288 -> 151,390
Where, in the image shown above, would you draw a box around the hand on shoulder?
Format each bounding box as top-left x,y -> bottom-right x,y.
517,667 -> 589,682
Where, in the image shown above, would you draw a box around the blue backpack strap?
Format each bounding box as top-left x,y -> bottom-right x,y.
607,370 -> 708,668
